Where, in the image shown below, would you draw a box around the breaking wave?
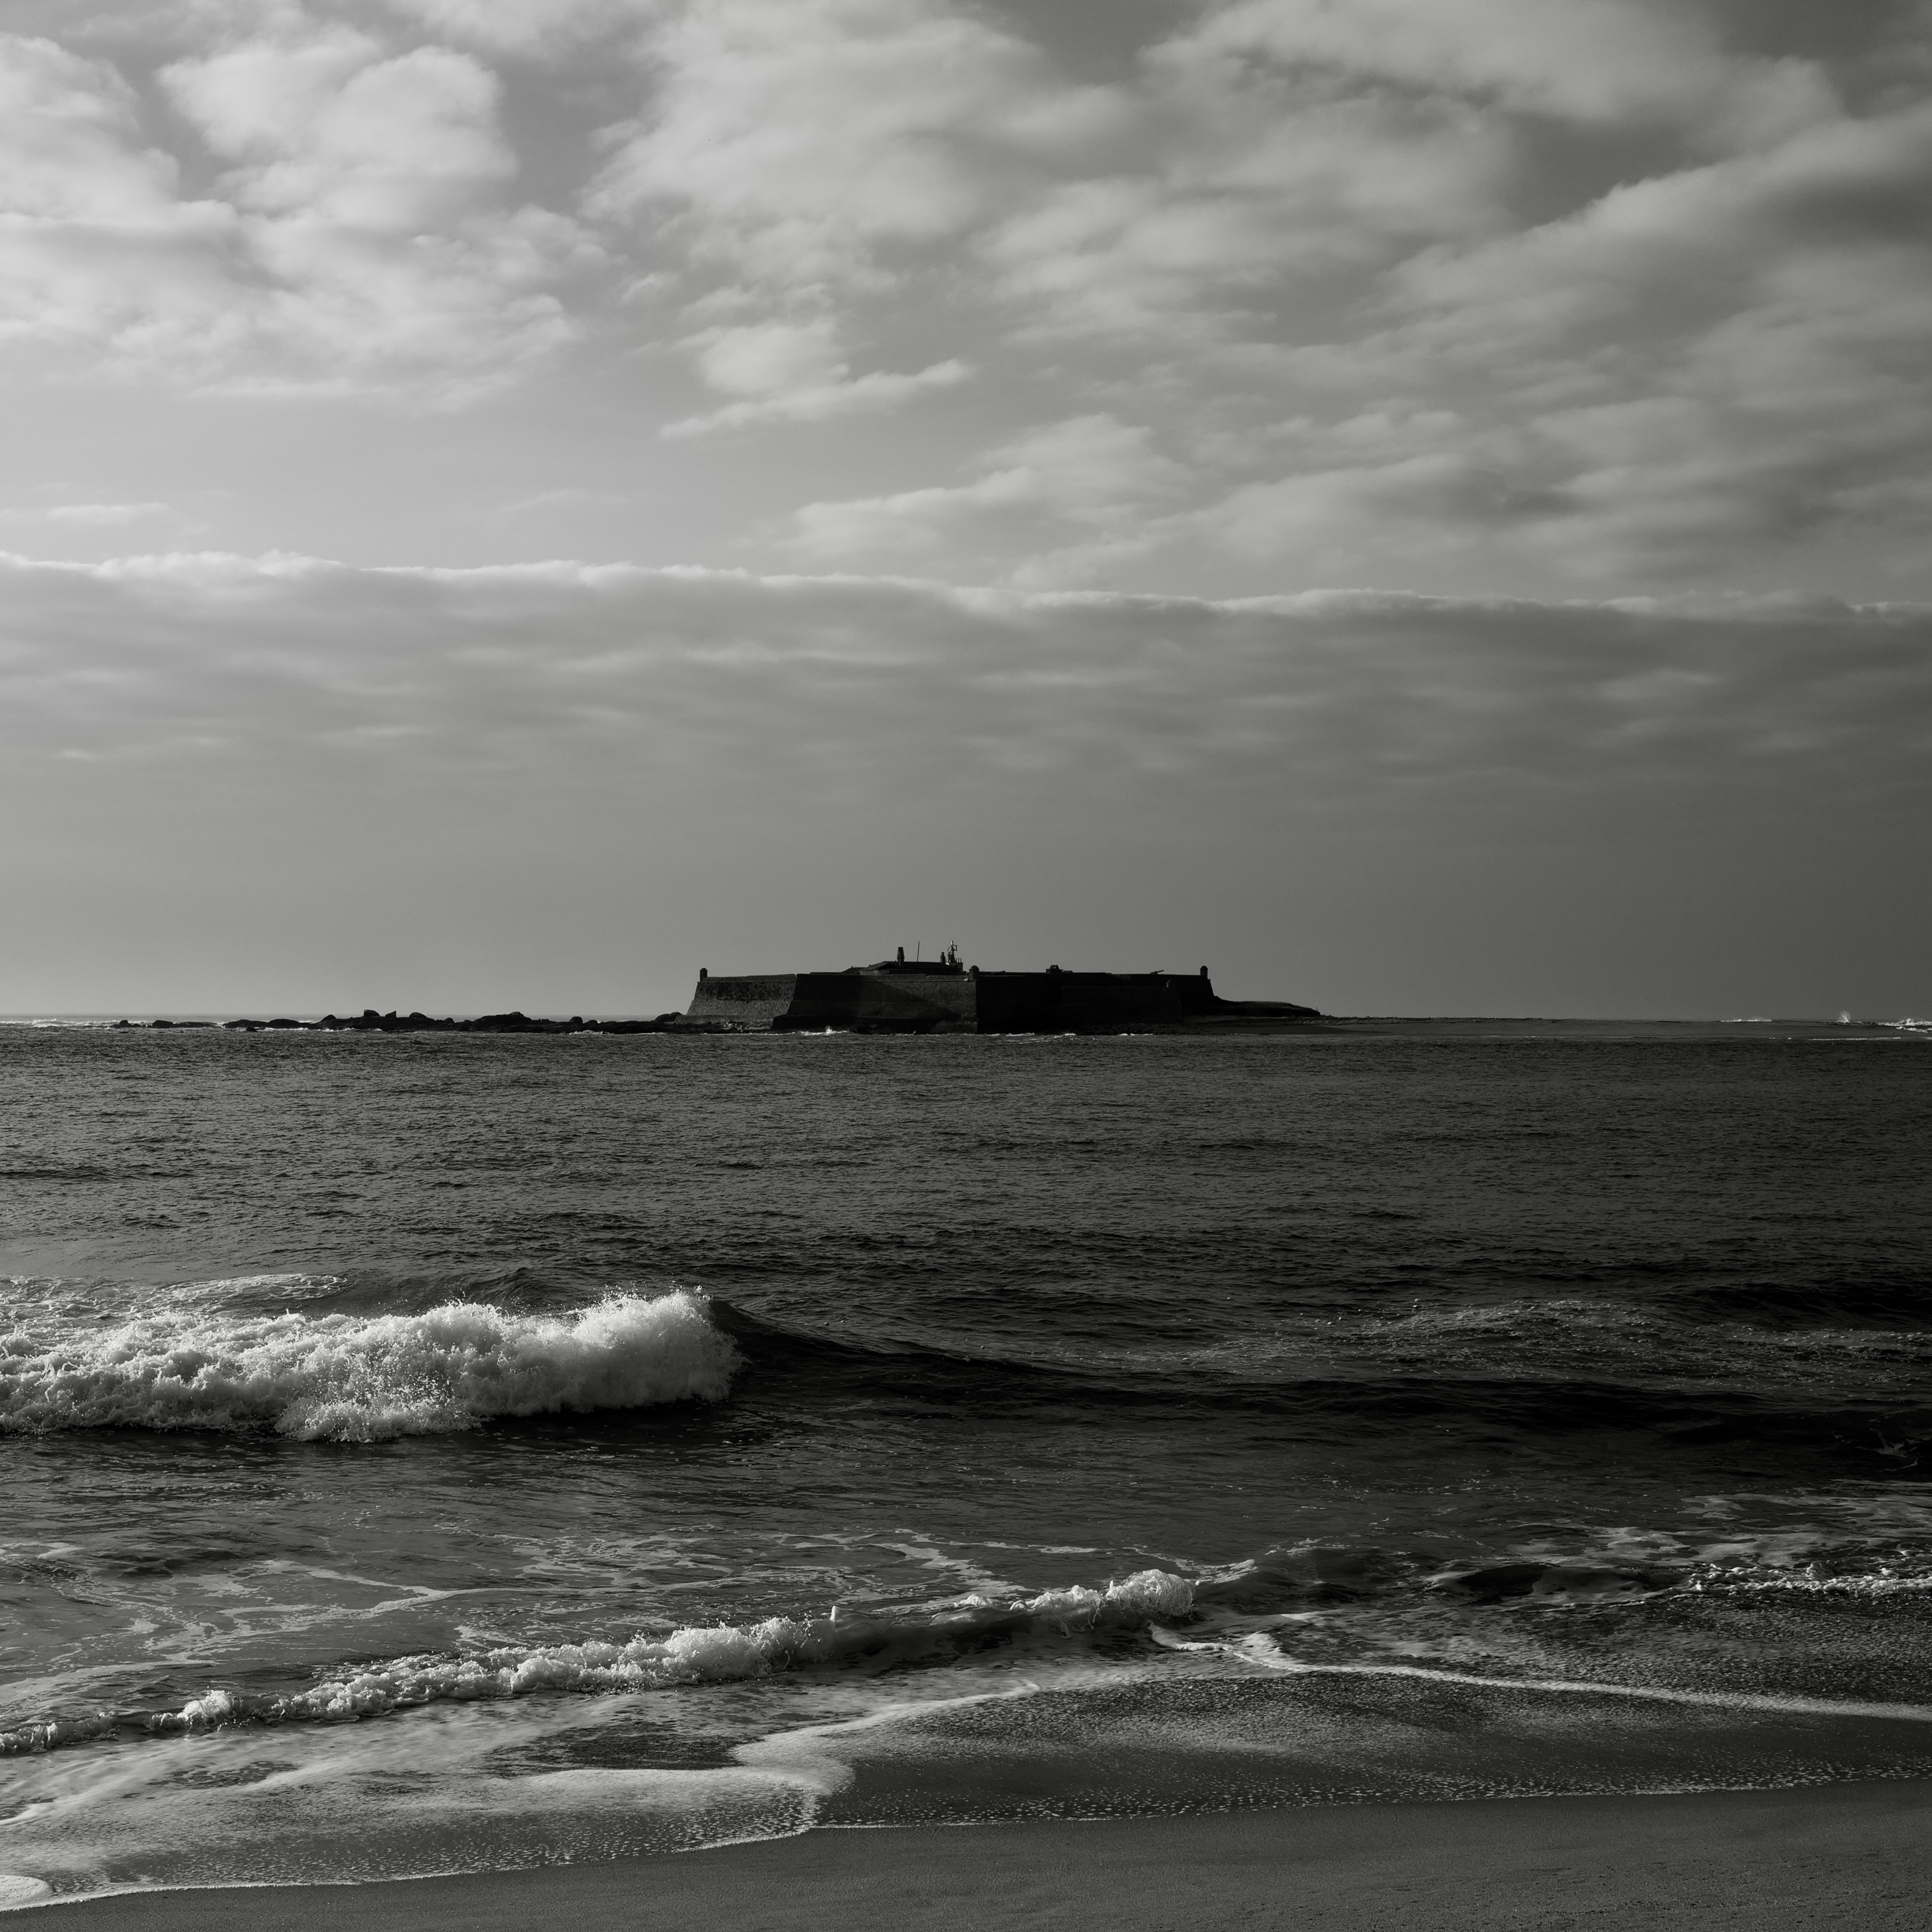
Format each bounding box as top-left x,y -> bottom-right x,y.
0,1570 -> 1196,1756
0,1290 -> 737,1441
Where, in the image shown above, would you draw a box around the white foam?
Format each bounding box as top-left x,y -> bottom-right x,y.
0,1290 -> 737,1441
127,1569 -> 1198,1738
0,1714 -> 116,1755
1184,1635 -> 1932,1724
998,1569 -> 1197,1625
0,1567 -> 1199,1758
0,1696 -> 841,1900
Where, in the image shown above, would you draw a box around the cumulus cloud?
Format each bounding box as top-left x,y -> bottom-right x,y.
981,72 -> 1514,346
585,0 -> 1077,430
165,30 -> 519,228
1193,93 -> 1932,578
0,37 -> 234,356
585,0 -> 1081,290
977,0 -> 1841,347
567,0 -> 1932,581
5,2 -> 1932,588
0,23 -> 590,399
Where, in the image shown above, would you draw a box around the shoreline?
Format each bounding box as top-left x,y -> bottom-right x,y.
9,1013 -> 1922,1040
27,1778 -> 1932,1929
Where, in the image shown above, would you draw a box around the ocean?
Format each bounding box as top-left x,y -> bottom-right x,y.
2,1020 -> 1930,1906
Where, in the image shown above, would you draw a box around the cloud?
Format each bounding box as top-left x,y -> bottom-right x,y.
0,24 -> 591,400
0,36 -> 237,357
166,30 -> 519,230
585,0 -> 1086,290
1177,0 -> 1827,134
585,0 -> 1121,440
1192,97 -> 1932,578
4,4 -> 1932,591
662,316 -> 969,435
378,0 -> 637,56
789,415 -> 1187,577
968,0 -> 1834,350
3,553 -> 1925,809
980,76 -> 1515,346
569,0 -> 1932,581
4,551 -> 1925,1013
43,501 -> 169,525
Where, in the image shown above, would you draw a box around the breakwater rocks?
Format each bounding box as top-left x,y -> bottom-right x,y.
116,1011 -> 681,1035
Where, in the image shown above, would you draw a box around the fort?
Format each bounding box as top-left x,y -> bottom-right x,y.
137,952 -> 1319,1034
679,948 -> 1320,1033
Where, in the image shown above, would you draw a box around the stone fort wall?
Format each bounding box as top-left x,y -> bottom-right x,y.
682,973 -> 798,1029
678,966 -> 1307,1032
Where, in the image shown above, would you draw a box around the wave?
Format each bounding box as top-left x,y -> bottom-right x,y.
10,1533 -> 1932,1764
716,1305 -> 1932,1461
11,1278 -> 1926,1457
1188,1535 -> 1932,1622
1159,1637 -> 1932,1725
0,1290 -> 737,1441
1655,1278 -> 1932,1332
0,1570 -> 1195,1757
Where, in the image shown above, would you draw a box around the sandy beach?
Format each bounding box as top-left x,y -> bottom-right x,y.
32,1779 -> 1932,1931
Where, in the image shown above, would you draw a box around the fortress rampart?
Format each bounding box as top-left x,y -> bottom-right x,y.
679,954 -> 1318,1034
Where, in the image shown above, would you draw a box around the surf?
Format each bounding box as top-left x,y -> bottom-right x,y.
0,1289 -> 737,1441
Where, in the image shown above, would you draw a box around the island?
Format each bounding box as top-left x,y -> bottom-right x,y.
114,950 -> 1321,1036
681,948 -> 1320,1032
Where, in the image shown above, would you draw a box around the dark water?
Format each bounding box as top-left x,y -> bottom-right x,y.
2,1023 -> 1930,1903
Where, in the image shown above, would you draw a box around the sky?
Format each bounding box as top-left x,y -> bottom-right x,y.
3,0 -> 1929,1017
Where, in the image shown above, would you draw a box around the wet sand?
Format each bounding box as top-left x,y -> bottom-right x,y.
31,1779 -> 1932,1930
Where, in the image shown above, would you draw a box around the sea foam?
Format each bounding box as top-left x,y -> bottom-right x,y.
0,1570 -> 1197,1755
145,1570 -> 1197,1729
0,1290 -> 737,1441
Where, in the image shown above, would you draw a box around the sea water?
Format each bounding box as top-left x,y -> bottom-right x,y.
2,1021 -> 1930,1902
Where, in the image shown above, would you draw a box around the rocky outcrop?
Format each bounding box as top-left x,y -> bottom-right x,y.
193,1012 -> 682,1034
